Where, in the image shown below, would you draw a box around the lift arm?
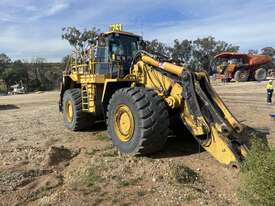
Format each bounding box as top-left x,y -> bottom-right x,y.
131,51 -> 250,165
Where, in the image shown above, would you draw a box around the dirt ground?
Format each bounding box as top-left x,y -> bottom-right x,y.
0,81 -> 274,206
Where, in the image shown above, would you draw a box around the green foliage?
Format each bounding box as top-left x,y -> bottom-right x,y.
142,36 -> 239,72
238,139 -> 275,206
170,39 -> 192,63
62,54 -> 70,68
143,39 -> 171,56
62,27 -> 100,51
118,179 -> 130,187
0,54 -> 63,93
191,36 -> 239,72
0,53 -> 11,65
261,47 -> 275,58
248,49 -> 258,54
0,81 -> 6,93
261,47 -> 275,69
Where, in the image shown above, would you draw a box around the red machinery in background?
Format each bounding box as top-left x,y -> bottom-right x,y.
214,52 -> 273,82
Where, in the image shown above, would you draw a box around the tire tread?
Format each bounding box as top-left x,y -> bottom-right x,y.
107,87 -> 169,155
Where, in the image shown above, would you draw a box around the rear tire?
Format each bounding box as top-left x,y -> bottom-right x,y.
107,87 -> 169,155
254,68 -> 267,81
62,88 -> 94,131
234,70 -> 249,82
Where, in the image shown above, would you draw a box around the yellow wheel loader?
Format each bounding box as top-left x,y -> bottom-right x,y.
59,27 -> 255,167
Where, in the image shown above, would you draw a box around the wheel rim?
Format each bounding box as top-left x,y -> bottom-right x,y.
65,99 -> 74,122
114,104 -> 135,142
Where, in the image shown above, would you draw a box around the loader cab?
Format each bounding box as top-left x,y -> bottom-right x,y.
94,31 -> 142,77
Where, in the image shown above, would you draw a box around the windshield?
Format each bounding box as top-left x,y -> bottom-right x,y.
109,35 -> 139,58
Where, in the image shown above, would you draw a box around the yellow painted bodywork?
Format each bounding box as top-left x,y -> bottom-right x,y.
202,127 -> 237,165
141,55 -> 185,76
69,72 -> 135,114
69,73 -> 109,84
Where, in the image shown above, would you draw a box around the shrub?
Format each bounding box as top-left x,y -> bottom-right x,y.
238,139 -> 275,206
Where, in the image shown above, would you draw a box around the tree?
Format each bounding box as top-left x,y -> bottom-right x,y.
170,39 -> 192,63
0,53 -> 12,92
12,59 -> 29,91
261,47 -> 275,58
143,39 -> 171,57
248,49 -> 258,54
261,47 -> 275,70
192,37 -> 217,71
0,53 -> 11,65
62,27 -> 100,51
0,54 -> 64,93
1,65 -> 28,93
62,54 -> 70,68
29,57 -> 50,90
191,36 -> 239,72
0,53 -> 11,76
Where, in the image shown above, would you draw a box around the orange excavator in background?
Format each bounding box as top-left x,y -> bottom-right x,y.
214,52 -> 273,82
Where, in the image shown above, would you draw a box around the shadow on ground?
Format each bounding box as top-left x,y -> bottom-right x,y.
152,133 -> 204,159
0,104 -> 19,110
152,126 -> 270,159
80,121 -> 107,132
243,126 -> 270,146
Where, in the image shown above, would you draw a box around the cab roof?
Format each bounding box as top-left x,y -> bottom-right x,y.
102,31 -> 141,38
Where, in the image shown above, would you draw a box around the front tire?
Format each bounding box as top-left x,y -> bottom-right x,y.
254,68 -> 267,81
107,87 -> 169,155
62,88 -> 93,131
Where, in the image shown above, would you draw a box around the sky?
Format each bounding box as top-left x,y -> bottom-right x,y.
0,0 -> 275,62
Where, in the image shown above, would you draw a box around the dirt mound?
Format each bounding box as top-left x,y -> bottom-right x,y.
43,146 -> 80,167
171,164 -> 199,184
57,145 -> 227,206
